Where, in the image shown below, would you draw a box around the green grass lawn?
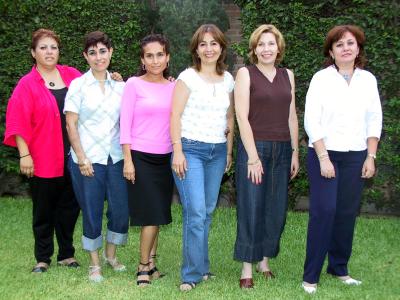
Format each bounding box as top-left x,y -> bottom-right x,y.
0,197 -> 399,300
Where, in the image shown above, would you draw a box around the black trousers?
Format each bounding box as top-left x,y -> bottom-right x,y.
29,168 -> 80,264
303,148 -> 366,283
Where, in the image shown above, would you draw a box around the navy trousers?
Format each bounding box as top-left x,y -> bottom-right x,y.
303,148 -> 366,284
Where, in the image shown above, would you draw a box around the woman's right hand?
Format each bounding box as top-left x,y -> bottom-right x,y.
20,156 -> 34,177
123,160 -> 135,183
247,158 -> 264,185
320,159 -> 335,178
172,151 -> 187,180
79,158 -> 94,177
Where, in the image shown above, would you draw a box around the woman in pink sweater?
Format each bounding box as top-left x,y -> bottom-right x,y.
120,34 -> 174,287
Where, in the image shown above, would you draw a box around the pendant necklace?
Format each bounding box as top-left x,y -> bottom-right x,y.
36,67 -> 56,87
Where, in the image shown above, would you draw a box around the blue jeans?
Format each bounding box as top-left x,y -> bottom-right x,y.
173,138 -> 227,283
234,139 -> 292,262
69,156 -> 129,251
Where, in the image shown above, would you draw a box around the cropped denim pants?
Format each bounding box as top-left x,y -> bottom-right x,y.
234,139 -> 292,262
69,156 -> 129,251
173,138 -> 227,283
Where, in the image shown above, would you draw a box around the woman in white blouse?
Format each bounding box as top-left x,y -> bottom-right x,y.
302,25 -> 382,294
170,24 -> 234,291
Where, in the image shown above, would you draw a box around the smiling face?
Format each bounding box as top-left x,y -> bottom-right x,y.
329,31 -> 359,67
141,41 -> 169,76
255,32 -> 279,65
31,37 -> 59,68
83,42 -> 113,76
196,32 -> 222,65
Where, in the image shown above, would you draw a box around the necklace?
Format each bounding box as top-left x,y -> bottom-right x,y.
36,67 -> 57,87
342,73 -> 351,81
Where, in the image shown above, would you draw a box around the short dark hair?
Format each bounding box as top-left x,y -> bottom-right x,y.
323,25 -> 366,69
83,31 -> 112,53
190,24 -> 227,75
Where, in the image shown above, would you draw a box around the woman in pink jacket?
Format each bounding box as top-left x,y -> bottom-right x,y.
4,29 -> 81,273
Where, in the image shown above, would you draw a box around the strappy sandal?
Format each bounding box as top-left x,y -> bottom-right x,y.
32,262 -> 49,273
137,262 -> 151,287
180,282 -> 196,291
89,265 -> 104,283
202,272 -> 216,281
103,251 -> 126,271
148,254 -> 165,279
57,258 -> 80,268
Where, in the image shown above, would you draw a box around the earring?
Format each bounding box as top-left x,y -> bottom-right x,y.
167,62 -> 169,68
142,64 -> 146,70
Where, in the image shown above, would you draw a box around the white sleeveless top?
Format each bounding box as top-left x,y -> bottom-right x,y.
178,68 -> 234,143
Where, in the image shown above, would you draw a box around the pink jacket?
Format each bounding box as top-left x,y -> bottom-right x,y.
4,65 -> 81,178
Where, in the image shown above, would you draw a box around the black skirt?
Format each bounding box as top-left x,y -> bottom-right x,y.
128,150 -> 173,226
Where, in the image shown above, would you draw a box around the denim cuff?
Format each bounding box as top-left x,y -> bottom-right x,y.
82,234 -> 103,251
106,229 -> 127,246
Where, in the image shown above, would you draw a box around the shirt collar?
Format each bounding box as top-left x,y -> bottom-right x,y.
85,69 -> 113,86
31,64 -> 65,83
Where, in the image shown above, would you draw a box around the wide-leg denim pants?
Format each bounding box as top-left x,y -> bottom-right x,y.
303,148 -> 366,284
173,138 -> 227,283
69,156 -> 129,251
234,140 -> 292,262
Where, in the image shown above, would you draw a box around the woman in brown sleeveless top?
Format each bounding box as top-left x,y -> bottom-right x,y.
234,24 -> 299,289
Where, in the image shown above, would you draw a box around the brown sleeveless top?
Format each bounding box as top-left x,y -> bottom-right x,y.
247,65 -> 292,141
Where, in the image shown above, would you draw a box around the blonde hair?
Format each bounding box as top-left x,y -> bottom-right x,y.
248,24 -> 285,64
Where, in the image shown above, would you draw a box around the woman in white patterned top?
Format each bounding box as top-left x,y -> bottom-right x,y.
170,24 -> 234,291
64,31 -> 129,283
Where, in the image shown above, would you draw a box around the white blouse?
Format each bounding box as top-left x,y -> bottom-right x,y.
178,68 -> 234,143
304,65 -> 382,151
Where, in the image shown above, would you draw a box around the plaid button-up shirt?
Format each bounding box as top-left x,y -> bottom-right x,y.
64,70 -> 125,165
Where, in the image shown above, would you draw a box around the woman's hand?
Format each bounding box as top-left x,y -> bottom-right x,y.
110,72 -> 123,82
172,150 -> 187,180
79,158 -> 94,177
320,159 -> 335,178
361,157 -> 375,178
225,154 -> 232,173
247,158 -> 264,184
20,155 -> 34,177
290,152 -> 300,180
123,159 -> 135,183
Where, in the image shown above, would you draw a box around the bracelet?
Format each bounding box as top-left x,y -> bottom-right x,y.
20,153 -> 31,159
172,140 -> 181,145
368,153 -> 376,159
247,158 -> 260,165
292,148 -> 298,152
317,151 -> 329,159
227,153 -> 233,156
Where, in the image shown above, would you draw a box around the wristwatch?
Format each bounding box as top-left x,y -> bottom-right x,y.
368,153 -> 376,159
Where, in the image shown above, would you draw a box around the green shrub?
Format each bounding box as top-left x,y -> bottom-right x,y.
234,0 -> 400,210
0,0 -> 149,174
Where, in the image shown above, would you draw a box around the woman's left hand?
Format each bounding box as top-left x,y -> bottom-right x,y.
110,72 -> 123,82
225,154 -> 232,173
361,157 -> 375,178
290,153 -> 300,180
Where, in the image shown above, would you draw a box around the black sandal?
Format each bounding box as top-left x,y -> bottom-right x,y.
149,254 -> 165,279
137,262 -> 151,287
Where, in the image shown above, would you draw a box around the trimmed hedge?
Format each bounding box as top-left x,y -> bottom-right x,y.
234,0 -> 400,210
0,0 -> 148,174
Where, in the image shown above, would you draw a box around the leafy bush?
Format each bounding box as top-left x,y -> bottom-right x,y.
0,0 -> 148,174
234,0 -> 400,210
